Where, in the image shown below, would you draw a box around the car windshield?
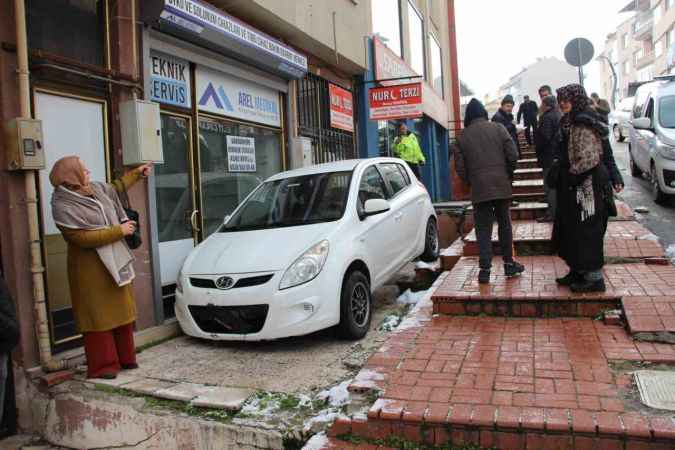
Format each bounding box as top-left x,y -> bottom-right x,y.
220,171 -> 352,232
659,95 -> 675,129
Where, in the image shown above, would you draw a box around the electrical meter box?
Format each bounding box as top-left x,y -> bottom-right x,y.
299,137 -> 314,167
120,99 -> 164,165
4,118 -> 45,170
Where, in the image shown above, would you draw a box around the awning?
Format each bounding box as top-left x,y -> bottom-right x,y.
141,0 -> 308,80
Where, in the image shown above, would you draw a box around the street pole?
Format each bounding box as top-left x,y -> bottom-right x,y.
597,55 -> 619,109
577,38 -> 584,87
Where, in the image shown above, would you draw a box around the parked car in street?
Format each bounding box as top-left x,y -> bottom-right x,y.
628,76 -> 675,203
174,158 -> 439,341
610,96 -> 635,142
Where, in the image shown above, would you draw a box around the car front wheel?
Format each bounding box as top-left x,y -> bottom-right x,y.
629,146 -> 642,178
420,218 -> 439,262
651,164 -> 668,204
337,270 -> 371,340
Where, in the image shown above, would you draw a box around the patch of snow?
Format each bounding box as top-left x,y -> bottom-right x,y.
302,433 -> 330,450
639,233 -> 660,242
316,379 -> 352,408
666,245 -> 675,265
303,410 -> 345,433
378,314 -> 402,331
396,288 -> 430,305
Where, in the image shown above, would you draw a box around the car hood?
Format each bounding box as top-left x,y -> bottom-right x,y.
183,222 -> 338,274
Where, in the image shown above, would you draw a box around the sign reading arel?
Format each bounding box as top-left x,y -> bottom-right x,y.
149,51 -> 191,108
369,83 -> 422,121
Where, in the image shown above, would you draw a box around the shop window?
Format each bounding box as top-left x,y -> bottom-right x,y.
198,118 -> 283,236
27,0 -> 107,67
430,33 -> 444,97
407,1 -> 425,77
377,120 -> 399,157
371,0 -> 402,57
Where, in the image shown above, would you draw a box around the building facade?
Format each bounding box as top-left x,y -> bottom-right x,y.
600,0 -> 675,103
0,0 -> 459,435
498,57 -> 579,107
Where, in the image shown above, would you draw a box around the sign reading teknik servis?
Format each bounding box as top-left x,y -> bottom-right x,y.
143,0 -> 308,79
149,51 -> 191,108
196,66 -> 281,127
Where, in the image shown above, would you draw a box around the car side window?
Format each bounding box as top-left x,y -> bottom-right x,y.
358,166 -> 389,210
645,98 -> 654,122
379,163 -> 409,196
633,90 -> 649,118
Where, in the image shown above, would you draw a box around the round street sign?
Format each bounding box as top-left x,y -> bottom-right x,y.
564,38 -> 595,67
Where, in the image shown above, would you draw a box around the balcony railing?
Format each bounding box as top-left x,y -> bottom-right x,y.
635,52 -> 655,70
633,11 -> 654,39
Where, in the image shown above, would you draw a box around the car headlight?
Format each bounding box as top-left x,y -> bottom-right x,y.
279,240 -> 329,290
176,268 -> 184,293
658,143 -> 675,160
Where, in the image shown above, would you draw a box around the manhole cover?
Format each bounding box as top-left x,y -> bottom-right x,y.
634,370 -> 675,411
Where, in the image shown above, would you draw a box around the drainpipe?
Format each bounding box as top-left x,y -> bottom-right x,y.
14,0 -> 66,372
447,0 -> 462,134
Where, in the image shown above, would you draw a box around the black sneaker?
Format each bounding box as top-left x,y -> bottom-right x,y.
556,271 -> 582,286
478,269 -> 491,284
571,279 -> 606,293
504,261 -> 525,277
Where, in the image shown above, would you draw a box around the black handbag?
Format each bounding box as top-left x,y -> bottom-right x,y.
117,183 -> 142,250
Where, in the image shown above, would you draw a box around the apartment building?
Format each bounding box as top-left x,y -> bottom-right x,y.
600,0 -> 675,103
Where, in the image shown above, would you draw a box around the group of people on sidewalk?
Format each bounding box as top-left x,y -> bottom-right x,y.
454,83 -> 624,293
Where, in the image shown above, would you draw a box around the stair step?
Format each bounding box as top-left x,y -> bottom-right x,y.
512,179 -> 544,195
514,168 -> 543,181
467,201 -> 548,220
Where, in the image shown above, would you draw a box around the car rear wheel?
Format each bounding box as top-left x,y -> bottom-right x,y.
420,218 -> 439,262
629,146 -> 642,178
614,125 -> 625,142
337,270 -> 371,340
651,163 -> 668,204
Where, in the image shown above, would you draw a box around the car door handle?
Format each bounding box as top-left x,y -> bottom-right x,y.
394,212 -> 403,222
190,210 -> 201,233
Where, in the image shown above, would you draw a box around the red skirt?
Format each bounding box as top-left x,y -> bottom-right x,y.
83,322 -> 137,378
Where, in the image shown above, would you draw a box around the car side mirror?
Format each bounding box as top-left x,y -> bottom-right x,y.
362,199 -> 390,218
633,117 -> 653,131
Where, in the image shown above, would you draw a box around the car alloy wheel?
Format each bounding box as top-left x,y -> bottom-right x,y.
350,281 -> 370,328
427,221 -> 439,255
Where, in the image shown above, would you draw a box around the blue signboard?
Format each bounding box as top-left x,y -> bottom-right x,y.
149,51 -> 191,108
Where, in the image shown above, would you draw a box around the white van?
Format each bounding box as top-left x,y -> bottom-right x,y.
628,76 -> 675,203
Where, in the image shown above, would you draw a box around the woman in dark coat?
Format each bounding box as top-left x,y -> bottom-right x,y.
552,84 -> 615,292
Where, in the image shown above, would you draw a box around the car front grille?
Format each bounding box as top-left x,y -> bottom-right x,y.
663,169 -> 675,188
188,304 -> 269,334
189,274 -> 274,289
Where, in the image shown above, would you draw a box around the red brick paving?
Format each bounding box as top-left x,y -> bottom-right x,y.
463,220 -> 664,259
622,296 -> 675,334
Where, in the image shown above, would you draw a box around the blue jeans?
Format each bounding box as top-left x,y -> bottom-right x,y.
0,352 -> 7,425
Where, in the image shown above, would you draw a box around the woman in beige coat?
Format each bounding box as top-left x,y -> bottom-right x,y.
50,156 -> 151,379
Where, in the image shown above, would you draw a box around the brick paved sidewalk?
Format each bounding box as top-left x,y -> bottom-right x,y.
622,296 -> 675,335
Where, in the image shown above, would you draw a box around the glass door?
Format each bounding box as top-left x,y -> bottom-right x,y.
155,114 -> 196,318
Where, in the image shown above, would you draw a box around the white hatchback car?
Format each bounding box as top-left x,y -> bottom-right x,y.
174,158 -> 439,341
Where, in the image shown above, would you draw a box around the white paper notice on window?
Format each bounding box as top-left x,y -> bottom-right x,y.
226,136 -> 256,172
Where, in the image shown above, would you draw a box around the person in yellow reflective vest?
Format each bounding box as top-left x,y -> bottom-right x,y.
393,123 -> 425,178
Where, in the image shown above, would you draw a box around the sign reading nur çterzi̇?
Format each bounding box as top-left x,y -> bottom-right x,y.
369,83 -> 423,121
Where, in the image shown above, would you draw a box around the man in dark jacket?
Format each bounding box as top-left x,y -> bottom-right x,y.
455,99 -> 524,284
535,95 -> 562,222
492,95 -> 520,156
517,95 -> 539,146
590,93 -> 611,124
0,274 -> 19,427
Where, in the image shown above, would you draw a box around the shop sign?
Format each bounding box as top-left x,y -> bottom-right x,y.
373,36 -> 419,86
143,0 -> 308,79
328,84 -> 354,132
149,51 -> 191,108
226,136 -> 256,172
369,82 -> 423,120
196,66 -> 281,127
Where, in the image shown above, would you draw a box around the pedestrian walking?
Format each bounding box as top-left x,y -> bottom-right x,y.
50,156 -> 152,379
0,273 -> 19,427
454,99 -> 524,284
590,93 -> 611,124
551,84 -> 615,293
517,95 -> 539,146
538,85 -> 553,100
393,123 -> 425,179
492,95 -> 520,156
535,95 -> 562,222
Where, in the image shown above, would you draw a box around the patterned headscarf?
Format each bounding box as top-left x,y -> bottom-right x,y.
556,83 -> 590,115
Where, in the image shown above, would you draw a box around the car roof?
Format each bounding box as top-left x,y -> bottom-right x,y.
266,157 -> 405,181
637,79 -> 675,97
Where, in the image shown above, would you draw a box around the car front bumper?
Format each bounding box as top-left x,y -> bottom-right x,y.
174,270 -> 340,341
654,154 -> 675,194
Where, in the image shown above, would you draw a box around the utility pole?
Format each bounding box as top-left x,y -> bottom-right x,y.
596,55 -> 618,109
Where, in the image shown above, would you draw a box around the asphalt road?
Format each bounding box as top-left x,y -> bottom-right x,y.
611,137 -> 675,258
